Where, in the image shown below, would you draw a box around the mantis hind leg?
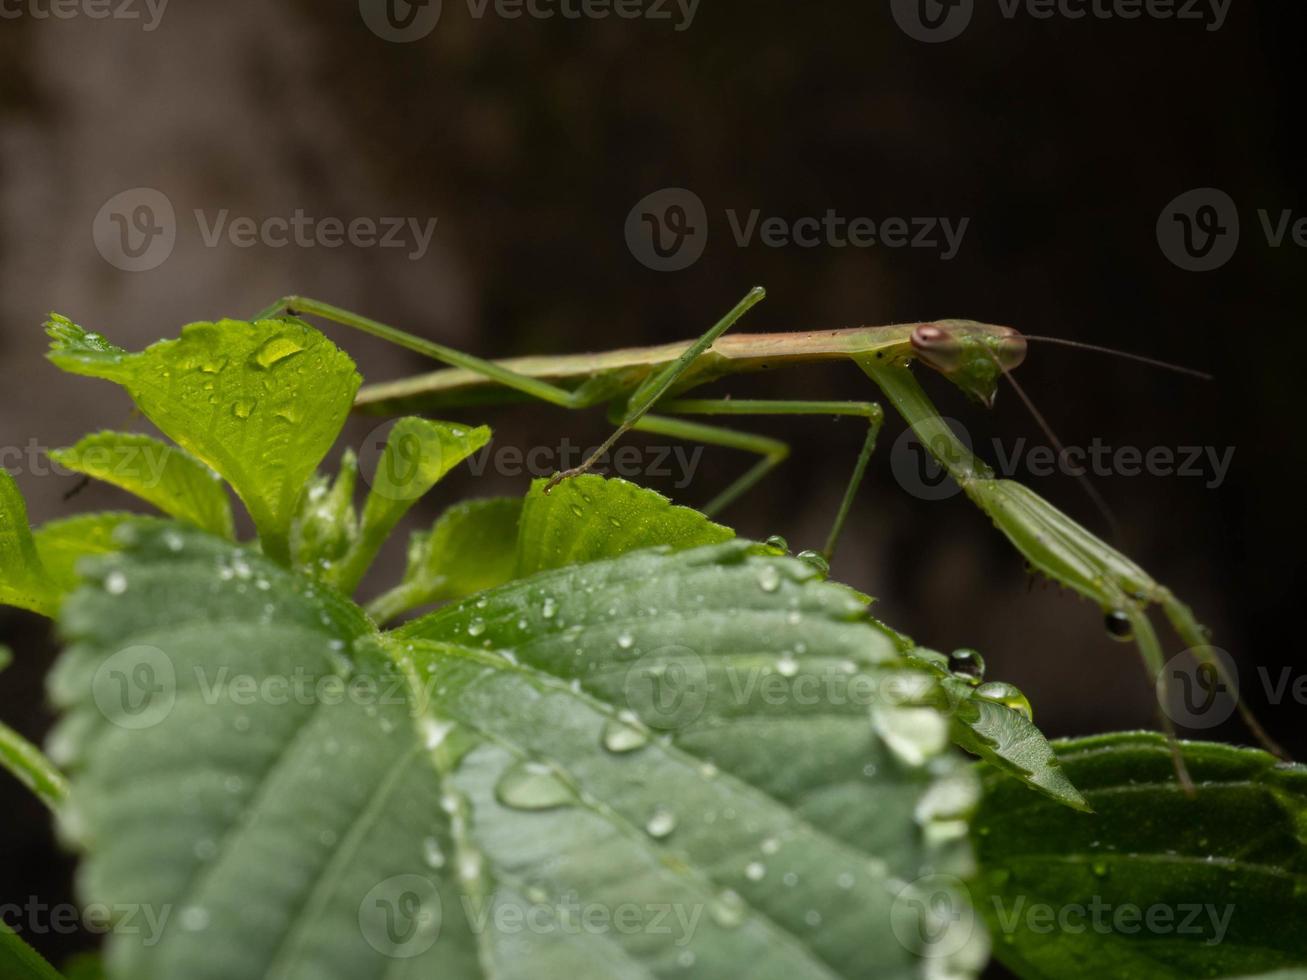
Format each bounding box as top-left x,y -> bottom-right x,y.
254,295 -> 606,410
621,398 -> 884,560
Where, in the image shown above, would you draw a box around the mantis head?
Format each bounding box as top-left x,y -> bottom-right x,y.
909,320 -> 1027,408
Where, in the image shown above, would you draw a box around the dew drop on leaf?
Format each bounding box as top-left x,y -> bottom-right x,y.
764,535 -> 789,552
104,571 -> 128,595
645,807 -> 677,839
757,566 -> 781,593
495,760 -> 573,811
251,335 -> 306,370
601,717 -> 649,754
796,550 -> 829,577
947,648 -> 986,684
745,861 -> 766,881
974,681 -> 1034,722
709,889 -> 745,928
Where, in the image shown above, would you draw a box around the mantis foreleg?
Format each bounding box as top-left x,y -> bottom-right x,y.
859,356 -> 1286,783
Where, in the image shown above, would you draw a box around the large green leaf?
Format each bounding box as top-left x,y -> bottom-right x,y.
51,432 -> 234,539
46,315 -> 359,561
972,733 -> 1307,979
50,523 -> 986,980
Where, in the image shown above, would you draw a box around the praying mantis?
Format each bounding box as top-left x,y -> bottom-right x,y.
253,287 -> 1283,783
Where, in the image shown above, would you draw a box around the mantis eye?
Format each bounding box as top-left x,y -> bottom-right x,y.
996,327 -> 1028,373
910,324 -> 964,373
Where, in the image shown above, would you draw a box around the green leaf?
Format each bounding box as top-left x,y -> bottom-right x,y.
900,650 -> 1088,812
367,497 -> 523,623
516,474 -> 734,576
51,524 -> 985,980
47,314 -> 360,561
972,733 -> 1307,979
0,923 -> 65,980
50,432 -> 234,538
1,470 -> 56,615
329,419 -> 491,593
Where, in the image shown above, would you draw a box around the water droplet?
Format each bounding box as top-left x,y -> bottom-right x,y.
872,703 -> 950,767
947,648 -> 986,684
495,760 -> 573,811
422,718 -> 455,750
252,335 -> 305,369
804,909 -> 822,927
745,861 -> 766,881
709,889 -> 745,927
975,681 -> 1034,722
231,399 -> 256,419
467,618 -> 486,638
1105,610 -> 1134,642
601,717 -> 649,753
760,837 -> 780,855
764,535 -> 789,553
776,653 -> 799,677
757,566 -> 781,593
570,504 -> 584,518
836,872 -> 855,890
422,836 -> 446,869
542,597 -> 557,619
645,807 -> 677,839
1091,860 -> 1110,878
104,571 -> 128,595
677,950 -> 696,968
179,906 -> 211,931
616,631 -> 634,650
795,550 -> 829,577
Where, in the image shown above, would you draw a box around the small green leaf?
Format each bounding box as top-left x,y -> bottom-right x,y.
47,314 -> 360,562
367,496 -> 522,623
50,432 -> 233,538
1,470 -> 57,616
953,697 -> 1089,812
0,923 -> 65,980
517,474 -> 734,575
972,733 -> 1307,979
290,450 -> 359,574
330,419 -> 491,592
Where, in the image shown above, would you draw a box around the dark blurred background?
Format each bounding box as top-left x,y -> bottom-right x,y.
1,1 -> 1303,973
